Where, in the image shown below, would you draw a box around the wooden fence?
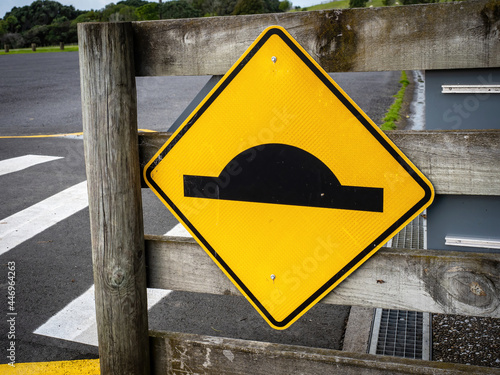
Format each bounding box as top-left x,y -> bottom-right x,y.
78,1 -> 500,374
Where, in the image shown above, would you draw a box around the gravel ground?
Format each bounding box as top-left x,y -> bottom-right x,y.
432,314 -> 500,368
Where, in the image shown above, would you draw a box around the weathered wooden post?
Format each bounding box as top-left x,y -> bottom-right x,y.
4,44 -> 9,53
31,43 -> 36,51
60,42 -> 64,50
78,22 -> 150,375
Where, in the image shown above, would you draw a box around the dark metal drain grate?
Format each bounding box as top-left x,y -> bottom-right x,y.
369,213 -> 431,360
369,309 -> 430,360
387,212 -> 425,249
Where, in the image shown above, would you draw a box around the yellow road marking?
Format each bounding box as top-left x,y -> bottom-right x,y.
0,359 -> 100,374
0,129 -> 156,139
0,132 -> 83,139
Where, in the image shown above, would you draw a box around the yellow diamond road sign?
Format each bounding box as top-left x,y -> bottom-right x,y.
144,26 -> 434,330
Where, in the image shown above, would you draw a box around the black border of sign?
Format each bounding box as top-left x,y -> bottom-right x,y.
145,27 -> 434,328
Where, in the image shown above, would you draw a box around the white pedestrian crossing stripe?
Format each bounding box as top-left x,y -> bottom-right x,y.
34,285 -> 171,346
0,154 -> 63,177
0,180 -> 88,255
0,154 -> 173,346
165,222 -> 192,237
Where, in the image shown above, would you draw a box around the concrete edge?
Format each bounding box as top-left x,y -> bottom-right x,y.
342,306 -> 375,354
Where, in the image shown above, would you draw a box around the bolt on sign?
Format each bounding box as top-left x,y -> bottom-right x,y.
144,26 -> 434,330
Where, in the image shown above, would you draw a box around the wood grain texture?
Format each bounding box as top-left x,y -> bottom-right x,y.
139,130 -> 500,195
146,236 -> 240,296
387,130 -> 500,196
132,0 -> 500,76
145,235 -> 500,318
139,132 -> 171,187
79,22 -> 149,375
149,331 -> 500,374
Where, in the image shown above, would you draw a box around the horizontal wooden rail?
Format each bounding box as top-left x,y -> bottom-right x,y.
149,330 -> 500,374
138,130 -> 500,195
132,0 -> 500,76
145,235 -> 500,318
386,130 -> 500,196
138,131 -> 171,183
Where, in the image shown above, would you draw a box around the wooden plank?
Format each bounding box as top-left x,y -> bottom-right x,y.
138,130 -> 500,195
138,131 -> 171,187
79,22 -> 150,375
132,0 -> 500,76
387,130 -> 500,196
145,235 -> 500,318
149,331 -> 500,374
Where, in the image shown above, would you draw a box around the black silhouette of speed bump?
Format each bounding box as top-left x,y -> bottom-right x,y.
184,143 -> 383,212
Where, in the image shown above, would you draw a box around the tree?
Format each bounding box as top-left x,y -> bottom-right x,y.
23,24 -> 49,45
232,0 -> 264,14
212,0 -> 239,16
4,1 -> 84,33
46,15 -> 77,45
349,0 -> 368,7
0,33 -> 25,48
263,0 -> 280,12
71,10 -> 101,26
118,0 -> 149,6
4,15 -> 19,33
160,0 -> 201,19
279,0 -> 292,12
0,20 -> 7,36
101,3 -> 138,22
136,2 -> 159,20
101,3 -> 121,21
182,0 -> 229,16
113,5 -> 138,21
1,0 -> 85,47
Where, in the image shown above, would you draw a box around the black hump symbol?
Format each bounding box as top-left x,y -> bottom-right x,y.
184,143 -> 383,212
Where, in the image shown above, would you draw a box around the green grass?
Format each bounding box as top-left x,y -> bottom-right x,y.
380,71 -> 410,131
0,45 -> 78,55
290,0 -> 462,12
290,0 -> 388,11
301,0 -> 350,10
289,0 -> 347,11
310,0 -> 385,10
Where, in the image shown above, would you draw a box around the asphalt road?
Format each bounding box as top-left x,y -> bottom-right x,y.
0,51 -> 401,364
